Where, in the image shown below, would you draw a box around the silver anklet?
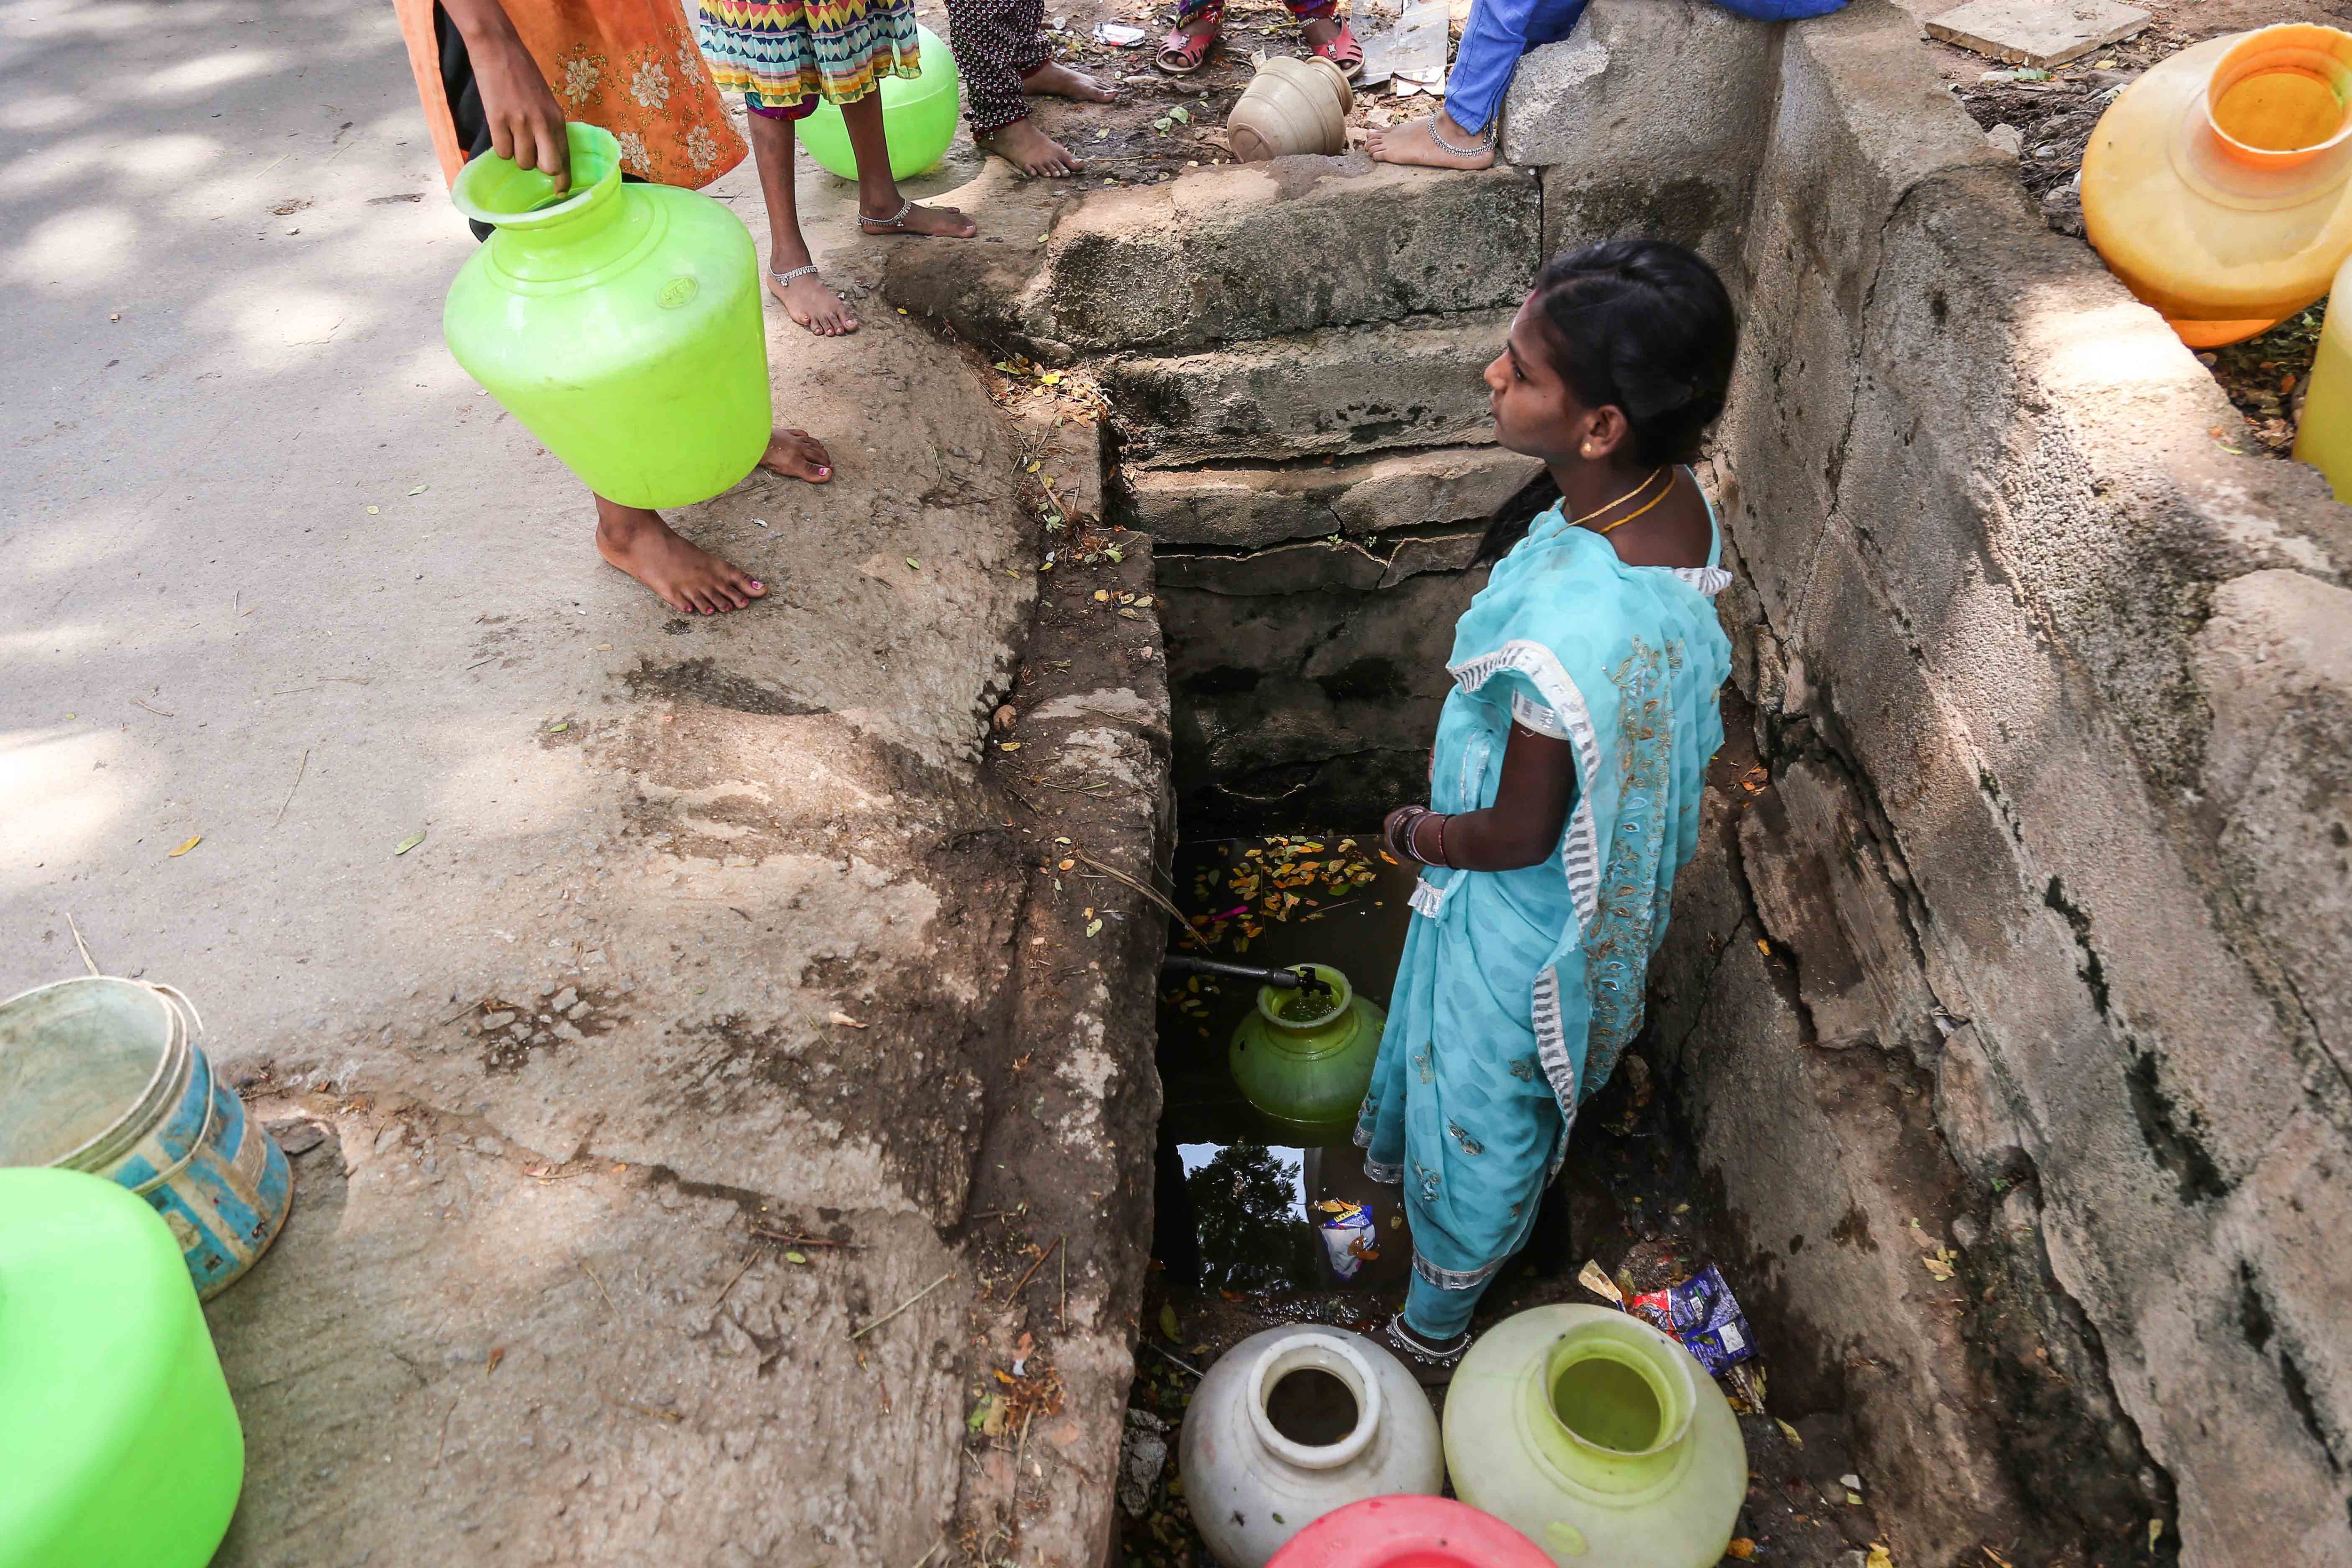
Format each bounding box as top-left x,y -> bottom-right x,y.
770,264 -> 818,285
858,199 -> 913,231
1427,116 -> 1497,158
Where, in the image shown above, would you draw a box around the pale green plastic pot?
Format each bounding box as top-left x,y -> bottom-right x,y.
0,1167 -> 245,1568
797,25 -> 961,182
444,122 -> 771,509
1441,1304 -> 1748,1568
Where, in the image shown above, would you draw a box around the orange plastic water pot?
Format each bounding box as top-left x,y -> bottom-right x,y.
2082,25 -> 2352,347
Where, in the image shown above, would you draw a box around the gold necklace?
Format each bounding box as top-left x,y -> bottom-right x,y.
1596,479 -> 1675,536
1569,466 -> 1666,529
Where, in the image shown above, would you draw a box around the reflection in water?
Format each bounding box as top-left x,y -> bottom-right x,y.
1181,1142 -> 1321,1293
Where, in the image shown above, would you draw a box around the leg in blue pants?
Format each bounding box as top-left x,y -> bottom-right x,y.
1441,0 -> 1591,136
1365,0 -> 1586,164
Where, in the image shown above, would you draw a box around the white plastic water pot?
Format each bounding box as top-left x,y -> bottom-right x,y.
1178,1326 -> 1444,1568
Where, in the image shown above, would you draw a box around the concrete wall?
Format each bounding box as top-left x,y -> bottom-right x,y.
1633,3 -> 2352,1564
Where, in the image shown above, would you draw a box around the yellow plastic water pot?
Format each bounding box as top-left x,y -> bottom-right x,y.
2082,25 -> 2352,347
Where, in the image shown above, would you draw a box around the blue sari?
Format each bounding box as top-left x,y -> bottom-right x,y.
1356,487 -> 1732,1335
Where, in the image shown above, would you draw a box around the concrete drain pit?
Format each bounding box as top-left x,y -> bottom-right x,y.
886,1 -> 2352,1559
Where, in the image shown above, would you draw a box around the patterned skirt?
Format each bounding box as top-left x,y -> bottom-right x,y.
698,0 -> 920,108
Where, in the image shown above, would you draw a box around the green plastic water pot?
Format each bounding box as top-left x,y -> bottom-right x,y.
0,1167 -> 245,1568
444,122 -> 771,509
797,25 -> 961,183
1442,1305 -> 1747,1568
1228,964 -> 1385,1142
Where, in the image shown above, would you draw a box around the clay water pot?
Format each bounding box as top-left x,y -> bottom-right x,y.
1228,56 -> 1354,161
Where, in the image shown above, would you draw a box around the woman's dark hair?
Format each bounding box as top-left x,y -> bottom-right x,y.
1476,239 -> 1738,562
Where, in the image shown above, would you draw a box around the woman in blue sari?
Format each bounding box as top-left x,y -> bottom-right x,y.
1358,239 -> 1740,1366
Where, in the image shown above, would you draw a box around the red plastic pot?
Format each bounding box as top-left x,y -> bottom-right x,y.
1264,1496 -> 1553,1568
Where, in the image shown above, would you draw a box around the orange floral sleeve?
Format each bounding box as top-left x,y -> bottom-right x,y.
395,0 -> 747,189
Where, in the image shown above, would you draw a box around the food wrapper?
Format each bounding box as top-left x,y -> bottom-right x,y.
1627,1264 -> 1756,1377
1313,1199 -> 1380,1281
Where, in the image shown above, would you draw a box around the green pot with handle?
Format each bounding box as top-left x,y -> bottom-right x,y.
444,122 -> 771,509
1228,964 -> 1386,1143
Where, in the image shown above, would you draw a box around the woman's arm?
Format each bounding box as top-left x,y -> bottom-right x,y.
1383,722 -> 1576,872
439,0 -> 572,189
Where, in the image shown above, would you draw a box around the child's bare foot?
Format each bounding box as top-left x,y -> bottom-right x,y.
1020,60 -> 1117,102
858,198 -> 978,239
760,427 -> 832,483
766,266 -> 859,336
595,501 -> 766,615
977,117 -> 1084,177
1366,109 -> 1496,169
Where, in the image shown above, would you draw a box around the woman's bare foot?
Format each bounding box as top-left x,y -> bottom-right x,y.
760,427 -> 832,482
1366,108 -> 1496,169
1021,59 -> 1117,102
765,267 -> 859,336
858,199 -> 978,238
977,117 -> 1083,177
595,500 -> 766,615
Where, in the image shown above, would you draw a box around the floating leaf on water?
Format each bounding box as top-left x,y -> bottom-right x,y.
393,830 -> 426,855
168,835 -> 202,858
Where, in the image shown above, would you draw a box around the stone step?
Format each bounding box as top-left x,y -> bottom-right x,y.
1049,161 -> 1538,356
1105,310 -> 1512,468
1128,445 -> 1545,549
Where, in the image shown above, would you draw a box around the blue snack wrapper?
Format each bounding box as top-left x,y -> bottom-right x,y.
1628,1264 -> 1756,1377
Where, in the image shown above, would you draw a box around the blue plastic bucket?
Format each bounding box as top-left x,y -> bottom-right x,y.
0,978 -> 291,1299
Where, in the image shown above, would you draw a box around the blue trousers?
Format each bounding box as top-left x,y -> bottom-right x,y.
1442,0 -> 1590,136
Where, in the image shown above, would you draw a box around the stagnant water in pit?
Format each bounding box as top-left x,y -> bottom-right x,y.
1120,831 -> 1885,1568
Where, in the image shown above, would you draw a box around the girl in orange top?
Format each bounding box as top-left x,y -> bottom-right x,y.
397,0 -> 898,613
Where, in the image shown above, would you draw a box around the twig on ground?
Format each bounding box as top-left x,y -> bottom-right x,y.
849,1269 -> 954,1341
65,912 -> 101,976
752,1229 -> 865,1249
272,747 -> 310,827
1009,1235 -> 1064,1302
131,698 -> 176,718
1075,852 -> 1192,927
579,1259 -> 619,1317
711,1254 -> 757,1309
1138,1339 -> 1204,1377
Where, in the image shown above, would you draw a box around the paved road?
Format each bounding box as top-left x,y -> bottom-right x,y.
0,2 -> 1099,1561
